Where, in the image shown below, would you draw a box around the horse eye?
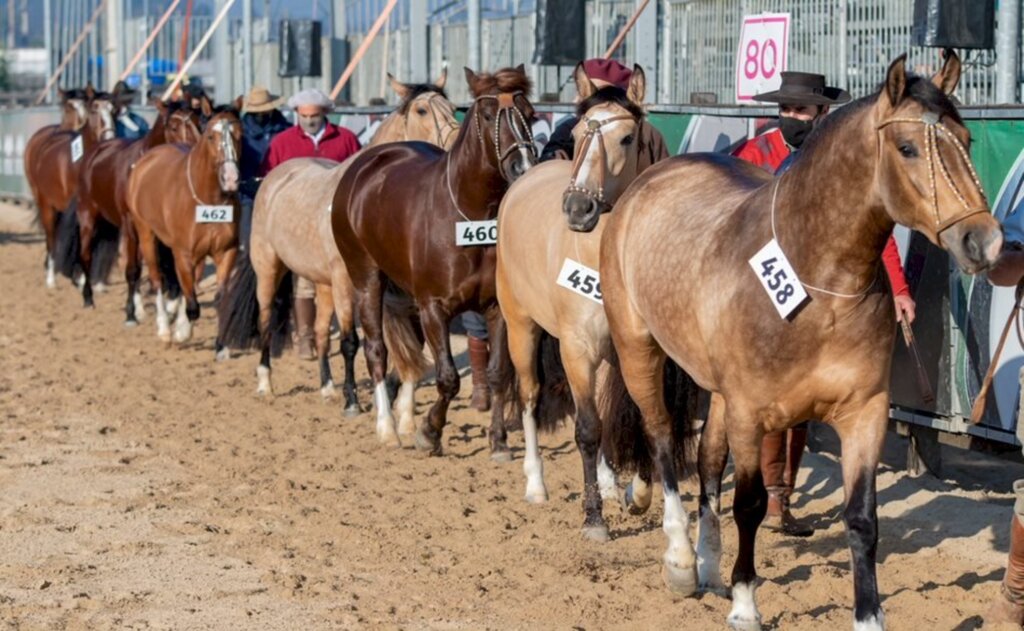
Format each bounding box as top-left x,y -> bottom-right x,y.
898,142 -> 918,158
416,107 -> 428,115
621,135 -> 634,146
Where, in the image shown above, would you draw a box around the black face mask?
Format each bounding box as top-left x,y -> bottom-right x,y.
779,116 -> 814,149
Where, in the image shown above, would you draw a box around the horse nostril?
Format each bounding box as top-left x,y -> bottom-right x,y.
962,229 -> 984,263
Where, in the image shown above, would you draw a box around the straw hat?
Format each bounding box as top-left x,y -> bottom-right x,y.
243,85 -> 285,113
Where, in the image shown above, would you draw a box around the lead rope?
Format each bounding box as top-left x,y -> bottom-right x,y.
972,280 -> 1024,423
446,151 -> 471,222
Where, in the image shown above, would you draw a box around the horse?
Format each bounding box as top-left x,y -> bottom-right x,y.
598,52 -> 1001,630
495,63 -> 674,541
73,100 -> 203,318
125,105 -> 241,348
331,66 -> 537,453
219,72 -> 458,418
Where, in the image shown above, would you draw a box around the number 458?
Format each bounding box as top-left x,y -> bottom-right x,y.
760,257 -> 787,290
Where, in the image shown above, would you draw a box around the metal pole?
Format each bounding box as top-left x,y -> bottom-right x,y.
213,0 -> 231,102
161,0 -> 237,101
43,0 -> 53,102
996,0 -> 1020,103
242,0 -> 252,90
329,0 -> 398,100
35,0 -> 108,104
105,0 -> 123,89
120,0 -> 182,81
838,0 -> 847,91
409,0 -> 427,82
468,0 -> 480,71
603,0 -> 651,59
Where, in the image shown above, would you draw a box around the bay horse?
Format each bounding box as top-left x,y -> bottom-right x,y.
126,106 -> 241,348
331,66 -> 537,452
495,63 -> 671,540
599,53 -> 1001,629
74,100 -> 203,318
220,72 -> 457,419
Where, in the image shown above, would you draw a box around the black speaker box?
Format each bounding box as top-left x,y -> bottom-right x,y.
912,0 -> 995,50
534,0 -> 586,66
279,20 -> 323,77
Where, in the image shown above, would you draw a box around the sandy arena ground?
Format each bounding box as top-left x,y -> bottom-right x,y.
1,202 -> 1023,630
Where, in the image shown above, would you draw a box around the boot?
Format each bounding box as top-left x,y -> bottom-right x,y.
761,427 -> 814,537
294,297 -> 316,361
467,335 -> 491,412
988,498 -> 1024,626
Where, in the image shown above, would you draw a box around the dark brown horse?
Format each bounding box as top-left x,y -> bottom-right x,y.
599,53 -> 1001,629
74,100 -> 203,319
126,106 -> 241,349
331,66 -> 537,453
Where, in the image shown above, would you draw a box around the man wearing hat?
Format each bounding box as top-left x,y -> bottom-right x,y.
734,72 -> 916,538
111,80 -> 150,141
238,85 -> 290,249
263,88 -> 361,361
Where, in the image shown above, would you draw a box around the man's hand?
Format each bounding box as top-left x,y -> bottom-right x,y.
894,294 -> 916,324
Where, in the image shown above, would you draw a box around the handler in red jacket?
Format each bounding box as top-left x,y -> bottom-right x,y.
262,89 -> 361,360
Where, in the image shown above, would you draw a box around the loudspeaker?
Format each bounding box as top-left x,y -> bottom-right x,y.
534,0 -> 586,66
912,0 -> 995,50
279,20 -> 323,77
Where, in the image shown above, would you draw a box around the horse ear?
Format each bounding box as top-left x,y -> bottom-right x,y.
200,95 -> 214,118
388,73 -> 410,100
884,54 -> 908,106
574,62 -> 596,102
155,99 -> 168,115
233,95 -> 244,112
515,63 -> 526,76
464,67 -> 478,95
85,82 -> 95,100
434,67 -> 447,90
932,48 -> 961,96
627,64 -> 647,106
57,88 -> 66,101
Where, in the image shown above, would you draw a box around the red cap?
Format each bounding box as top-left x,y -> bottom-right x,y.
582,58 -> 632,90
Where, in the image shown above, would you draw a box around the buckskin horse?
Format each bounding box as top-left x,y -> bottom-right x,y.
331,66 -> 536,452
220,72 -> 457,420
494,63 -> 673,540
599,53 -> 1001,630
74,100 -> 203,319
126,105 -> 241,348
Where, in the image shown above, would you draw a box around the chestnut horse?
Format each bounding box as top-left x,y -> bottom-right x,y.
74,100 -> 203,318
495,63 -> 671,540
331,66 -> 536,453
220,72 -> 457,418
126,107 -> 241,348
599,53 -> 1001,629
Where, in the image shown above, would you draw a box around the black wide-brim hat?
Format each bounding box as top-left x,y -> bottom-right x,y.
753,71 -> 851,106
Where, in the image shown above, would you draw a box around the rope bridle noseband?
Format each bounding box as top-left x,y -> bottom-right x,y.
472,91 -> 536,181
875,111 -> 989,235
67,99 -> 88,132
187,117 -> 238,205
565,112 -> 639,212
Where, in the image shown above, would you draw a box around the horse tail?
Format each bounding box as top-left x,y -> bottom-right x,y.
218,250 -> 293,357
381,288 -> 429,383
89,217 -> 120,285
493,330 -> 575,434
599,354 -> 699,478
53,203 -> 81,279
155,239 -> 181,300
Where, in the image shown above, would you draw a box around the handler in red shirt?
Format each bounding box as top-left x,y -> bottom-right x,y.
262,89 -> 361,360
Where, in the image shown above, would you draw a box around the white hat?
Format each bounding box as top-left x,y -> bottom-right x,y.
287,89 -> 335,111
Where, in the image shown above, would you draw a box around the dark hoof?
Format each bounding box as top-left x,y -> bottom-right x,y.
489,448 -> 513,463
343,403 -> 362,418
414,427 -> 442,456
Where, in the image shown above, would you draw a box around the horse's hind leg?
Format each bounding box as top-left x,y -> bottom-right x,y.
136,222 -> 169,341
212,248 -> 238,360
78,208 -> 96,308
123,218 -> 145,326
505,308 -> 545,501
697,392 -> 728,594
356,271 -> 399,446
314,283 -> 337,399
39,201 -> 58,288
171,249 -> 198,344
330,271 -> 361,416
484,304 -> 510,460
254,252 -> 286,397
414,303 -> 458,457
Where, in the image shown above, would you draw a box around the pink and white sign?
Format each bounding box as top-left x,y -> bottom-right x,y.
735,13 -> 791,103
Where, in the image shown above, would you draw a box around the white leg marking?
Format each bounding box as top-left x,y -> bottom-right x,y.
165,296 -> 180,318
133,291 -> 146,322
727,582 -> 762,630
173,300 -> 192,343
45,256 -> 56,289
853,613 -> 885,631
395,381 -> 416,438
627,473 -> 653,512
697,498 -> 725,592
661,490 -> 698,595
320,378 -> 338,400
597,454 -> 618,502
522,403 -> 548,503
373,381 -> 399,446
76,273 -> 86,290
155,292 -> 171,342
256,364 -> 273,396
94,281 -> 108,293
215,347 -> 231,362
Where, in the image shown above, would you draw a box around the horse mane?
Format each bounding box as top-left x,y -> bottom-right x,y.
576,86 -> 644,120
211,104 -> 240,117
62,88 -> 89,101
469,67 -> 533,97
397,84 -> 449,115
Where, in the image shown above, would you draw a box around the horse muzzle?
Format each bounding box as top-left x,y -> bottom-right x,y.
563,190 -> 604,233
219,161 -> 240,193
940,213 -> 1003,274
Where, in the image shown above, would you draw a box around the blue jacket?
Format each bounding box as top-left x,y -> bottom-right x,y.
116,110 -> 150,141
240,110 -> 291,201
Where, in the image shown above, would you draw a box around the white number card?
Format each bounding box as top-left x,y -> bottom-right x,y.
556,258 -> 602,304
748,239 -> 808,319
195,205 -> 234,223
455,220 -> 498,246
70,135 -> 84,162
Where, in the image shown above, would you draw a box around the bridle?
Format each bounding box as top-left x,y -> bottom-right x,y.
565,112 -> 639,212
409,92 -> 459,148
187,117 -> 238,204
170,108 -> 203,145
66,99 -> 88,131
875,111 -> 989,235
472,91 -> 536,181
92,99 -> 116,141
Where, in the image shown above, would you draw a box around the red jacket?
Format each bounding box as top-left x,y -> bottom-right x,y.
733,128 -> 911,297
261,122 -> 361,175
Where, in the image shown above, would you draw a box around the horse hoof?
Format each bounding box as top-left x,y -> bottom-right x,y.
700,579 -> 729,597
662,562 -> 698,597
581,524 -> 610,543
726,615 -> 762,631
524,488 -> 548,504
215,348 -> 231,362
158,332 -> 172,344
320,385 -> 338,401
123,319 -> 138,329
489,449 -> 513,463
343,403 -> 362,418
624,481 -> 652,515
398,433 -> 417,448
413,428 -> 441,456
256,388 -> 273,398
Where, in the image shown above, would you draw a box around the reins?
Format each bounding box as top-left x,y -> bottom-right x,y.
971,279 -> 1024,423
565,113 -> 639,212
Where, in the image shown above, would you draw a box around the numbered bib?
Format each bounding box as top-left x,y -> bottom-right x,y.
556,258 -> 602,304
70,135 -> 83,162
195,205 -> 234,223
748,239 -> 808,319
455,220 -> 497,246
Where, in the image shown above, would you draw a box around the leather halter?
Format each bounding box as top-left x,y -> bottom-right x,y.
565,113 -> 639,212
472,91 -> 536,181
875,111 -> 989,235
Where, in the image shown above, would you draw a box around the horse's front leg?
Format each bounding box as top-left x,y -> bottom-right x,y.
483,303 -> 510,459
697,392 -> 729,594
171,249 -> 198,344
330,270 -> 361,416
835,394 -> 889,630
212,247 -> 237,360
313,282 -> 337,399
414,303 -> 457,456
